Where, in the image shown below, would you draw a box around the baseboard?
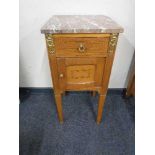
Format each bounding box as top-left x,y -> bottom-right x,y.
19,87 -> 126,95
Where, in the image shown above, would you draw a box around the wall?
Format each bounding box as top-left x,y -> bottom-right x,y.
19,0 -> 135,88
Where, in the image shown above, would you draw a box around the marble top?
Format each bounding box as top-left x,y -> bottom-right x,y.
41,15 -> 124,34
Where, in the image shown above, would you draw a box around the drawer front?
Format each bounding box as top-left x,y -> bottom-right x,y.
57,57 -> 106,91
53,35 -> 110,57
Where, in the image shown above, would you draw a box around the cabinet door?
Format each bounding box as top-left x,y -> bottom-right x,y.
57,57 -> 106,91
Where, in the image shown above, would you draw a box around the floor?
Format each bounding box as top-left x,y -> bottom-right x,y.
19,89 -> 135,155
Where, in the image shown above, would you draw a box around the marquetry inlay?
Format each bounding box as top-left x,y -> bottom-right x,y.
66,65 -> 95,84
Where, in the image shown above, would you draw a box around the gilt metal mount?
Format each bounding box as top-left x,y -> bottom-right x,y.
109,33 -> 118,53
45,34 -> 55,54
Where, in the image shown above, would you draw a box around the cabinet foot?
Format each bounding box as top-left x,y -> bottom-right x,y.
96,94 -> 106,124
54,93 -> 64,123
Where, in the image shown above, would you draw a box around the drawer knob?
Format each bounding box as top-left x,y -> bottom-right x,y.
78,43 -> 86,52
59,73 -> 64,78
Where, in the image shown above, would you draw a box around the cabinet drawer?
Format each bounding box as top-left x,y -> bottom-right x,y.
53,35 -> 110,57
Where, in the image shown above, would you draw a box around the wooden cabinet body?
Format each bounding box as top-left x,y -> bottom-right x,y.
45,33 -> 119,124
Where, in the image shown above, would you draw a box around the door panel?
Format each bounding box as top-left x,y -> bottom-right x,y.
66,65 -> 95,84
57,58 -> 106,91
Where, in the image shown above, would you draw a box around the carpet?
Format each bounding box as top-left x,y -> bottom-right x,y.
19,90 -> 135,155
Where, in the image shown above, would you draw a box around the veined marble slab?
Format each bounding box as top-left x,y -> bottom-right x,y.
41,15 -> 124,34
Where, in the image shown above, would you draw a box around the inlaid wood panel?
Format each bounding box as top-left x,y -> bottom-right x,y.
66,65 -> 95,84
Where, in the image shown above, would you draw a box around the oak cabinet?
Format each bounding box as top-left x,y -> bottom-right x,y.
41,15 -> 123,124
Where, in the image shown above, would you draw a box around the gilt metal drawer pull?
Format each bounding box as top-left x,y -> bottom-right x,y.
78,43 -> 86,53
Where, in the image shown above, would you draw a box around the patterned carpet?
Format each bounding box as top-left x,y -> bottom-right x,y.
19,89 -> 135,155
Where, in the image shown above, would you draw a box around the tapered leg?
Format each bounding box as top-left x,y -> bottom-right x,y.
97,94 -> 106,124
91,91 -> 96,97
54,93 -> 63,123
